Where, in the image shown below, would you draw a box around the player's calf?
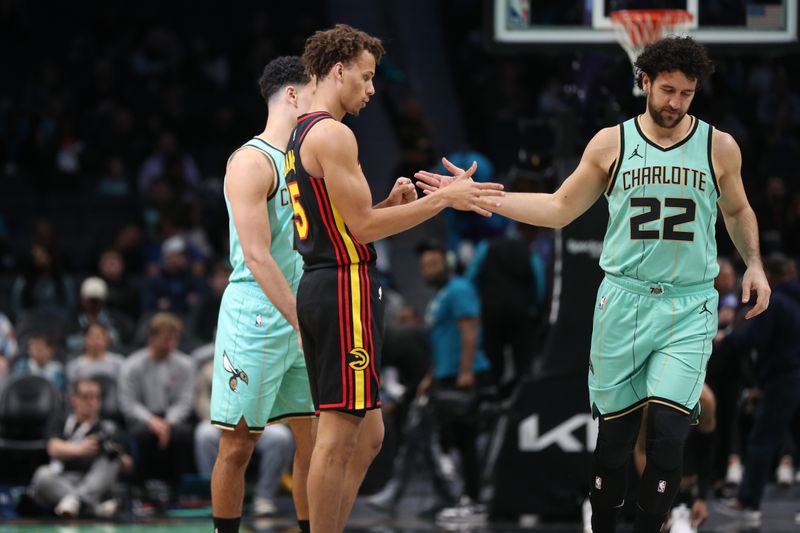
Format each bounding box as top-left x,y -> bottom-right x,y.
635,404 -> 692,532
590,409 -> 643,533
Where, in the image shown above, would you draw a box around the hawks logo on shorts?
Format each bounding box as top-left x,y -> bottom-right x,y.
348,348 -> 370,371
223,352 -> 249,392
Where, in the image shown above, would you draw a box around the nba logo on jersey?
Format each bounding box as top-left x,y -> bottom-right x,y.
255,314 -> 263,327
599,295 -> 607,310
657,480 -> 667,493
595,476 -> 602,490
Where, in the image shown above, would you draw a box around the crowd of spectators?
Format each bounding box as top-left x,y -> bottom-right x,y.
0,0 -> 798,524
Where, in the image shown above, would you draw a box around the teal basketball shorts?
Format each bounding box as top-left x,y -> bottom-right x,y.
588,274 -> 718,421
210,282 -> 315,433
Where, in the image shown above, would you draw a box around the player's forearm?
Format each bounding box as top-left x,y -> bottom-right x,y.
246,254 -> 300,330
350,193 -> 447,243
372,196 -> 392,209
723,207 -> 762,268
493,192 -> 569,228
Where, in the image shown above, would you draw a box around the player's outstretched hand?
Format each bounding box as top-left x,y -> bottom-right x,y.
435,161 -> 504,217
414,157 -> 466,194
384,177 -> 418,206
742,264 -> 771,319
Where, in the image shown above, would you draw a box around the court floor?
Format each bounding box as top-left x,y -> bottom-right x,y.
1,483 -> 798,532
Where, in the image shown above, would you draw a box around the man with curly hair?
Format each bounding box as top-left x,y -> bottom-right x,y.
418,36 -> 771,533
285,24 -> 503,532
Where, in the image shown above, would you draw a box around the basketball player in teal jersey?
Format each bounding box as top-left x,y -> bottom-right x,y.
208,56 -> 317,533
417,37 -> 771,533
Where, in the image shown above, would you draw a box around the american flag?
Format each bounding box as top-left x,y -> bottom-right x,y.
746,3 -> 785,29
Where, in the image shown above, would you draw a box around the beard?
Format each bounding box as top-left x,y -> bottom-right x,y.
425,272 -> 449,289
647,98 -> 685,129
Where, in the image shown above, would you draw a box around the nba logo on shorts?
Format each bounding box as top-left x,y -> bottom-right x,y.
595,476 -> 602,490
599,295 -> 607,310
255,314 -> 263,327
657,480 -> 667,493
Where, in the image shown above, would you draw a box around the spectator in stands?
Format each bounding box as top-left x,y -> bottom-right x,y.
0,312 -> 11,385
464,216 -> 548,398
12,333 -> 66,392
66,324 -> 124,384
756,176 -> 792,254
137,132 -> 201,197
118,312 -> 194,491
0,311 -> 18,362
143,236 -> 207,314
717,254 -> 800,526
97,248 -> 141,322
188,262 -> 230,344
193,353 -> 295,517
708,256 -> 747,487
30,377 -> 131,518
436,151 -> 509,265
95,156 -> 131,198
112,224 -> 146,277
11,242 -> 75,319
415,240 -> 491,522
66,277 -> 133,354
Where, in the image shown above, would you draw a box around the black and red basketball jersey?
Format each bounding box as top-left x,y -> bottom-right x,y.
284,111 -> 376,270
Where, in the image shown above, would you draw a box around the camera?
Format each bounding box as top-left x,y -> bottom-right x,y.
93,429 -> 124,460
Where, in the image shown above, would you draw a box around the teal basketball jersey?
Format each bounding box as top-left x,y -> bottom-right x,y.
600,116 -> 720,285
224,137 -> 303,292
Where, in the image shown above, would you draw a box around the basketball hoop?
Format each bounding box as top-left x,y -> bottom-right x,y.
610,9 -> 694,97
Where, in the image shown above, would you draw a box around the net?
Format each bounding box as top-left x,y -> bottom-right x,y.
610,9 -> 694,96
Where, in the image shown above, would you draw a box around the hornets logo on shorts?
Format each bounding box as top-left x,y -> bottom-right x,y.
223,351 -> 249,391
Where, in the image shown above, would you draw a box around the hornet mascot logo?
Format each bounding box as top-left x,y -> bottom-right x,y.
223,352 -> 249,391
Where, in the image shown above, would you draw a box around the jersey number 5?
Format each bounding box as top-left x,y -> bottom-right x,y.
288,182 -> 309,240
630,197 -> 695,241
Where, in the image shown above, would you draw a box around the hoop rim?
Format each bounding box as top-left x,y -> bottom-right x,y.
609,9 -> 694,25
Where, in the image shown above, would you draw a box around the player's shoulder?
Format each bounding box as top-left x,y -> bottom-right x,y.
592,125 -> 621,146
228,145 -> 274,172
227,146 -> 275,188
584,126 -> 621,161
307,118 -> 355,142
304,118 -> 358,153
710,127 -> 739,155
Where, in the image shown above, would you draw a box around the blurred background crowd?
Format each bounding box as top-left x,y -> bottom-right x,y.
0,0 -> 798,525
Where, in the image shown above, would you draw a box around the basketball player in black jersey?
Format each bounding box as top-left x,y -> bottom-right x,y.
285,24 -> 504,533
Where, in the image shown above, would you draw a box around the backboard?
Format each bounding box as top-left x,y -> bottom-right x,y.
495,0 -> 798,45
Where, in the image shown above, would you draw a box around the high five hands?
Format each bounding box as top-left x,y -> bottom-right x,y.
415,158 -> 504,217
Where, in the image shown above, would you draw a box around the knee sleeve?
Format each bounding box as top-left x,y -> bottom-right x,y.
638,403 -> 692,517
590,409 -> 643,509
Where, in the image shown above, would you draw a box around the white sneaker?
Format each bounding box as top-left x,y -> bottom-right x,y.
714,500 -> 761,527
582,498 -> 593,533
776,459 -> 794,486
253,496 -> 277,517
94,498 -> 118,518
54,494 -> 81,517
668,504 -> 696,533
725,460 -> 743,485
435,496 -> 488,526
